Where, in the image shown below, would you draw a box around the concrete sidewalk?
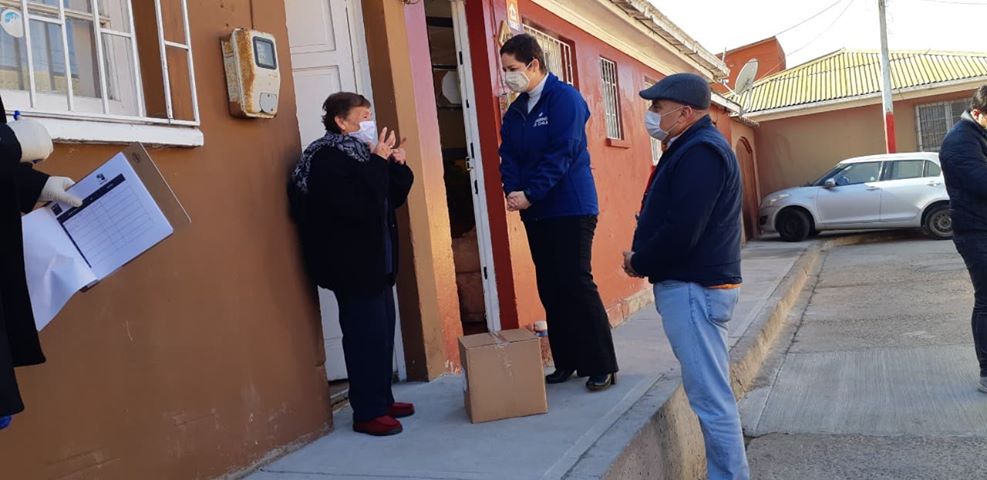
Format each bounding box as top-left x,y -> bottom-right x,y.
742,237 -> 987,479
247,241 -> 810,480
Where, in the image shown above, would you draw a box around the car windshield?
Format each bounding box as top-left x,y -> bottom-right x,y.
810,162 -> 884,186
810,164 -> 847,186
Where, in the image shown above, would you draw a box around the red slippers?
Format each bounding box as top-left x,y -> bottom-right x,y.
353,415 -> 403,436
388,402 -> 415,418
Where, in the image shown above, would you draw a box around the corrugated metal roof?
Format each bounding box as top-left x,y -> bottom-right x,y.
736,49 -> 987,114
607,0 -> 729,79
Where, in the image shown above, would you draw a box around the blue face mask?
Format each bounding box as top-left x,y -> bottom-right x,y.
349,120 -> 377,145
645,106 -> 684,141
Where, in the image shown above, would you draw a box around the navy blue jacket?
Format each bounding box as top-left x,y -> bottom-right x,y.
631,116 -> 743,286
499,73 -> 599,222
940,111 -> 987,234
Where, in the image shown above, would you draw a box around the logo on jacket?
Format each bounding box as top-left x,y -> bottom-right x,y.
533,112 -> 549,127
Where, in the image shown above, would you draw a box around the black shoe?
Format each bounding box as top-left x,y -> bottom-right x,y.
586,373 -> 616,392
545,369 -> 575,384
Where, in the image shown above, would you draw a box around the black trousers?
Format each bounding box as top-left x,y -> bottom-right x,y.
335,287 -> 396,422
953,233 -> 987,378
524,215 -> 618,376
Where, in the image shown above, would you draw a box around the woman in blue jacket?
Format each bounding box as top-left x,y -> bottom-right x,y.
498,34 -> 618,391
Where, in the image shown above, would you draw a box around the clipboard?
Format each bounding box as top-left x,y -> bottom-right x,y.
122,142 -> 191,232
75,143 -> 191,291
23,143 -> 193,328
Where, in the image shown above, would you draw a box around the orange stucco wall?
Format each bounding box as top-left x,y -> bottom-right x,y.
0,2 -> 331,478
755,90 -> 974,197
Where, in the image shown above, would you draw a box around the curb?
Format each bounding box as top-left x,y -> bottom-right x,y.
586,231 -> 916,479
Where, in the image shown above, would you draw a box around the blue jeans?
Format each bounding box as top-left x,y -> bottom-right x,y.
654,281 -> 749,480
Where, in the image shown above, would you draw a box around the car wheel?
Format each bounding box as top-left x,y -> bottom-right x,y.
777,209 -> 811,242
923,204 -> 952,240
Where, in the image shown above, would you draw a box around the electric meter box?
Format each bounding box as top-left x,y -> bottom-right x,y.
222,29 -> 280,119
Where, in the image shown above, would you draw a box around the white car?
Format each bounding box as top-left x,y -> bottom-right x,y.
759,153 -> 951,242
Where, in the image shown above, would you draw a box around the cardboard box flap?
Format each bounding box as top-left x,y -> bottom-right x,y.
459,332 -> 499,349
496,328 -> 536,343
459,329 -> 536,349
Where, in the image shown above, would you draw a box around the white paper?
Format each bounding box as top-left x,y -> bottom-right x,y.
22,209 -> 97,331
50,152 -> 173,279
22,152 -> 174,330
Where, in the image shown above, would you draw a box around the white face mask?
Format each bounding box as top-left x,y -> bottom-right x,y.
349,120 -> 377,145
644,107 -> 684,141
504,63 -> 532,93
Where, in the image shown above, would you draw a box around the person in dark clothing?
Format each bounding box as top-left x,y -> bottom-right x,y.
288,92 -> 415,436
625,74 -> 749,480
939,85 -> 987,395
0,95 -> 82,430
498,34 -> 618,392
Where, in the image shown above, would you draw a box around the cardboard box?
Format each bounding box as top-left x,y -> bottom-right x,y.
459,329 -> 549,423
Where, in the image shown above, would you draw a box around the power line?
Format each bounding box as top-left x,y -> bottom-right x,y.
750,0 -> 856,80
906,0 -> 987,5
787,0 -> 858,57
724,0 -> 856,107
772,0 -> 849,38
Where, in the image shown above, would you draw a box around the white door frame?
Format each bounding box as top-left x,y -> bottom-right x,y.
343,0 -> 374,104
451,0 -> 502,332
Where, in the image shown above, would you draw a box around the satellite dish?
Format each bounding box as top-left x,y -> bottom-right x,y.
1,9 -> 25,38
734,59 -> 759,96
441,71 -> 462,105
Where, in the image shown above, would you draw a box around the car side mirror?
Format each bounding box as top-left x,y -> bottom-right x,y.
824,179 -> 837,189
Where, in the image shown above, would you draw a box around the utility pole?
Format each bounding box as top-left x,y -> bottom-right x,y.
878,0 -> 897,153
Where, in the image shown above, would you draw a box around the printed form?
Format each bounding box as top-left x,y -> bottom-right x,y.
22,153 -> 173,330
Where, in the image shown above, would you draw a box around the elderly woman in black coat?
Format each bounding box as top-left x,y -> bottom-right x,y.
289,92 -> 414,436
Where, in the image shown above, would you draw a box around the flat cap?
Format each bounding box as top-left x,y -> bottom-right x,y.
639,73 -> 711,109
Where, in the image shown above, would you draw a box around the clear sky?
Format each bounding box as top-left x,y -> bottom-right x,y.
649,0 -> 985,68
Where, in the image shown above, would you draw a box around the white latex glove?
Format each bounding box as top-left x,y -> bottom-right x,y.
8,119 -> 54,163
40,176 -> 83,207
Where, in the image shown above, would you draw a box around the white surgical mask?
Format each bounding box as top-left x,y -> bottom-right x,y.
349,120 -> 377,145
504,63 -> 533,93
644,107 -> 684,141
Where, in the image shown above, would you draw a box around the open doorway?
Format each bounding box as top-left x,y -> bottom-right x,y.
737,137 -> 759,240
424,0 -> 500,335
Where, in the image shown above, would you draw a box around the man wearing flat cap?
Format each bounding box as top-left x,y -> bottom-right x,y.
623,73 -> 748,480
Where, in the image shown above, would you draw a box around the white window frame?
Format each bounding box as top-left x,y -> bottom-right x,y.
916,99 -> 967,152
600,57 -> 622,140
522,24 -> 574,85
0,0 -> 202,146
